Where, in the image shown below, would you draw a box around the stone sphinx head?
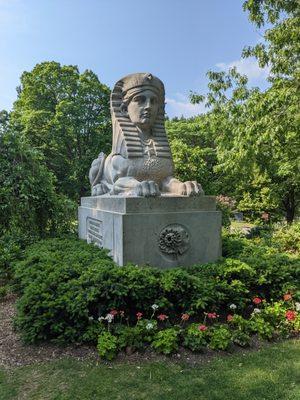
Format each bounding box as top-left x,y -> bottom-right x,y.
119,73 -> 164,131
111,73 -> 168,158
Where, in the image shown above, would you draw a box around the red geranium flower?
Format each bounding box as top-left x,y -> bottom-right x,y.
181,313 -> 190,321
157,314 -> 168,321
283,293 -> 292,301
207,312 -> 218,319
198,325 -> 207,331
285,310 -> 297,321
136,312 -> 143,320
227,314 -> 234,322
110,309 -> 118,316
253,297 -> 262,305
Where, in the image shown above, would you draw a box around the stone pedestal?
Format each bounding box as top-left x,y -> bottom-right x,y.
78,195 -> 221,268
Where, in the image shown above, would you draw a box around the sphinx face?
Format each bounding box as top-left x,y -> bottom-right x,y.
126,89 -> 159,131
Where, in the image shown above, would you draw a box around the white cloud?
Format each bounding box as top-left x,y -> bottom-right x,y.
165,93 -> 206,119
216,57 -> 270,80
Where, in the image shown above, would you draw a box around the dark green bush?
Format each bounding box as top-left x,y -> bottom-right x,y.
0,132 -> 76,240
13,236 -> 299,344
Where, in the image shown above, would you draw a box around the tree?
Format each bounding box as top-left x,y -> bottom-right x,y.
0,129 -> 75,238
189,0 -> 300,222
0,110 -> 9,137
242,0 -> 299,78
166,116 -> 222,195
10,61 -> 111,200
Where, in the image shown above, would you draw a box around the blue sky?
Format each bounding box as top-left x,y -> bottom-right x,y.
0,0 -> 269,118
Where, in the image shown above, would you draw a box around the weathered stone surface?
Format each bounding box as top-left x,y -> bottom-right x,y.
88,72 -> 204,197
79,196 -> 221,268
79,73 -> 222,267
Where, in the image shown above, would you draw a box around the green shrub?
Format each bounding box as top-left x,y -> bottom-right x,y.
183,323 -> 209,351
231,330 -> 251,347
14,238 -> 114,343
0,285 -> 8,300
209,325 -> 231,350
13,236 -> 299,345
250,316 -> 275,340
152,328 -> 180,354
0,131 -> 76,240
271,222 -> 300,254
97,331 -> 118,360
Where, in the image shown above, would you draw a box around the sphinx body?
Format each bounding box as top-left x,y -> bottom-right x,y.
89,73 -> 204,197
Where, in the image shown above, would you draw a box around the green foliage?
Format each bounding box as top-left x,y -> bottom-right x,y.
152,328 -> 180,354
231,330 -> 251,347
166,116 -> 220,195
189,0 -> 300,222
14,238 -> 114,343
228,315 -> 253,347
209,325 -> 231,350
0,131 -> 76,239
183,323 -> 209,351
10,61 -> 111,201
271,222 -> 300,254
0,285 -> 8,300
251,316 -> 275,340
216,196 -> 236,228
13,234 -> 299,344
97,331 -> 118,361
242,0 -> 299,77
116,320 -> 157,352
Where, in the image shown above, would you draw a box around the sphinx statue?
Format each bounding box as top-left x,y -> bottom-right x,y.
89,73 -> 204,197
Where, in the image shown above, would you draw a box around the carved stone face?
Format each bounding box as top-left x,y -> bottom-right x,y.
126,89 -> 159,130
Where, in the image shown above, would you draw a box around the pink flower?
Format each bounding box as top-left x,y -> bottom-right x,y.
283,293 -> 292,301
157,314 -> 168,321
110,309 -> 118,316
181,313 -> 190,321
207,312 -> 218,319
227,314 -> 234,322
136,312 -> 143,320
286,310 -> 297,321
198,325 -> 207,331
252,297 -> 262,305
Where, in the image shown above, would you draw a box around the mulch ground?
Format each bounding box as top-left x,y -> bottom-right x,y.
0,296 -> 98,368
1,295 -> 296,369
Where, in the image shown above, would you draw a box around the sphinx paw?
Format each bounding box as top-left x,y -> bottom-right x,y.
178,181 -> 204,196
92,183 -> 109,196
135,181 -> 161,197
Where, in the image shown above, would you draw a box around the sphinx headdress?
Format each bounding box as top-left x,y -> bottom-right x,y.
110,73 -> 171,159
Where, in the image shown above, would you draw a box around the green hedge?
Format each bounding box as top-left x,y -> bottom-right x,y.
13,236 -> 300,344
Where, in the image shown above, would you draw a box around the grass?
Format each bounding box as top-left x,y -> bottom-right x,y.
230,220 -> 256,229
0,340 -> 299,400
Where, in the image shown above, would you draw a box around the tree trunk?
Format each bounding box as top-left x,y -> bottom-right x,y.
282,188 -> 296,224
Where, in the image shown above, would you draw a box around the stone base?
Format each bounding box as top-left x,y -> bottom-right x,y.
78,195 -> 222,268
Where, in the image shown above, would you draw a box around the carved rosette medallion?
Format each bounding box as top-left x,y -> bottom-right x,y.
159,224 -> 190,256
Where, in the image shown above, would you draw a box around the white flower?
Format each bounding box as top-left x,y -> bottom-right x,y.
151,304 -> 159,310
98,316 -> 105,322
229,304 -> 237,310
105,313 -> 114,323
146,323 -> 154,330
253,308 -> 261,314
295,302 -> 300,311
88,316 -> 94,321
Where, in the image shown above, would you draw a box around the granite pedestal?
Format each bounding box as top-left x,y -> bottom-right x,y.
78,195 -> 221,268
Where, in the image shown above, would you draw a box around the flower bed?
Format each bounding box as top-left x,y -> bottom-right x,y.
12,236 -> 300,359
